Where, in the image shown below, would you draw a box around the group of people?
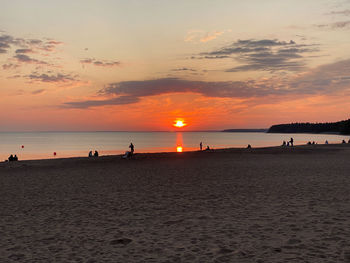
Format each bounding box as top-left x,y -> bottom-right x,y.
88,150 -> 99,157
199,142 -> 211,151
281,137 -> 294,147
8,154 -> 18,162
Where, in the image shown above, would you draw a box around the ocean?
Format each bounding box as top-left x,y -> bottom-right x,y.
1,131 -> 349,161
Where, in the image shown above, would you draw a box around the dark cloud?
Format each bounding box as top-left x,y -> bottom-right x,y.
62,59 -> 350,108
63,95 -> 139,108
27,72 -> 78,83
195,39 -> 317,72
14,54 -> 47,65
80,58 -> 120,67
0,33 -> 62,55
15,48 -> 33,54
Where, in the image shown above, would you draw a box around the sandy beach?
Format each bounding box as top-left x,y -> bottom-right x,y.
0,145 -> 349,262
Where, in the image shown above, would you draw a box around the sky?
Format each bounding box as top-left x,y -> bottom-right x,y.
1,0 -> 350,131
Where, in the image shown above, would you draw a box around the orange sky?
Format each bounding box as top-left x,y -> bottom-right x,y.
1,0 -> 350,131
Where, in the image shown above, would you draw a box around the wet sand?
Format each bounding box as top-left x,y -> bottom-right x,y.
0,145 -> 349,262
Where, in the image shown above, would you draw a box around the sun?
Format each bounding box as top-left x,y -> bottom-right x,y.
173,119 -> 187,128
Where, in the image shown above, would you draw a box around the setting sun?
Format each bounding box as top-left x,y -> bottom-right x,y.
173,119 -> 187,128
176,146 -> 183,152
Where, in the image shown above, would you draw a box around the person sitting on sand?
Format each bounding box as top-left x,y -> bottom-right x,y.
282,141 -> 286,146
13,155 -> 18,161
88,151 -> 93,157
247,144 -> 251,149
325,140 -> 328,144
342,140 -> 346,144
307,141 -> 311,145
8,154 -> 14,162
94,150 -> 99,157
129,143 -> 134,155
205,146 -> 211,151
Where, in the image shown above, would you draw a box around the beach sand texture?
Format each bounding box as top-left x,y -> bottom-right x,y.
0,145 -> 349,262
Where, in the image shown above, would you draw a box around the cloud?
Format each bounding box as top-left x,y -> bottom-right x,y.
2,63 -> 19,70
14,54 -> 47,65
195,39 -> 318,72
171,67 -> 197,72
27,72 -> 78,83
63,95 -> 139,108
15,48 -> 33,54
0,33 -> 63,55
62,59 -> 350,108
316,20 -> 350,29
80,58 -> 120,67
185,30 -> 227,43
328,9 -> 350,16
31,89 -> 45,95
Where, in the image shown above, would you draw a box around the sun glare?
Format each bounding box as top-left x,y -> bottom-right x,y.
176,146 -> 183,152
173,119 -> 187,128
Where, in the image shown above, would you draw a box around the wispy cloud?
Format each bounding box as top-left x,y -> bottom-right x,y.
194,39 -> 318,72
327,9 -> 350,16
316,20 -> 350,29
80,58 -> 120,67
185,30 -> 228,43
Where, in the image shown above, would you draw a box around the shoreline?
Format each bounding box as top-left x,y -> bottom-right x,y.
2,142 -> 349,164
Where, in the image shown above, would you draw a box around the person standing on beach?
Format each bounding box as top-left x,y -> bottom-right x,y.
129,143 -> 134,154
200,142 -> 203,151
290,137 -> 294,147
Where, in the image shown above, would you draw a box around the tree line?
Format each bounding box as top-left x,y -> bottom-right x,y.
268,119 -> 350,135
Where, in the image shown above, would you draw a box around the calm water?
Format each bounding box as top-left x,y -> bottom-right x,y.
0,131 -> 349,161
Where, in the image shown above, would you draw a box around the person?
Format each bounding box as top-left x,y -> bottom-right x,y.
290,137 -> 294,147
325,140 -> 329,144
200,142 -> 203,151
247,144 -> 251,149
312,141 -> 315,145
94,150 -> 99,157
129,143 -> 134,154
13,155 -> 18,161
307,141 -> 311,145
88,151 -> 93,157
205,146 -> 210,151
287,141 -> 290,146
282,141 -> 286,146
342,139 -> 346,144
8,154 -> 14,162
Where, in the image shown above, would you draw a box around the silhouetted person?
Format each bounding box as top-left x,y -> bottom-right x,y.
312,141 -> 315,145
325,140 -> 329,144
307,141 -> 312,145
88,151 -> 93,157
94,150 -> 99,157
247,144 -> 251,149
200,142 -> 203,151
290,137 -> 294,147
129,143 -> 134,154
8,154 -> 14,162
206,146 -> 210,151
342,139 -> 346,144
282,141 -> 286,146
287,141 -> 290,146
13,155 -> 18,161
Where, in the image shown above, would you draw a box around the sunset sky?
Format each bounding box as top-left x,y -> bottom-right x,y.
1,0 -> 350,131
